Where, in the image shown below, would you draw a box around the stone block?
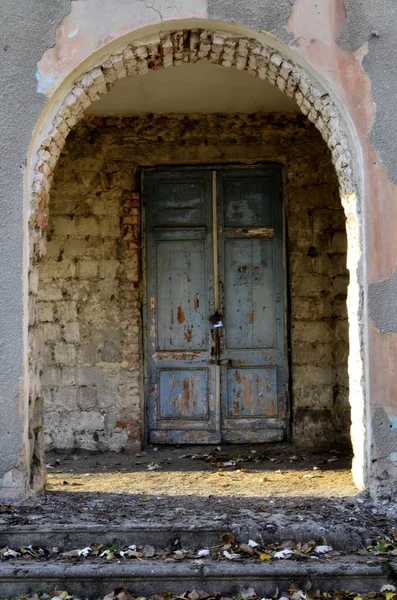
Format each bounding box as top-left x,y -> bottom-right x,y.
333,275 -> 349,297
62,238 -> 90,258
313,254 -> 332,274
53,386 -> 78,410
75,366 -> 105,386
43,344 -> 54,365
42,259 -> 76,280
335,319 -> 349,341
332,297 -> 348,318
100,341 -> 120,363
293,321 -> 333,343
290,254 -> 312,275
52,428 -> 76,451
77,386 -> 98,410
331,254 -> 348,276
293,274 -> 331,297
292,297 -> 333,320
42,323 -> 62,343
54,343 -> 76,365
97,387 -> 118,409
107,430 -> 129,451
37,284 -> 64,302
45,240 -> 63,261
37,302 -> 54,323
293,365 -> 333,386
98,260 -> 120,279
76,216 -> 100,236
41,367 -> 62,387
52,216 -> 77,237
293,342 -> 333,366
332,231 -> 348,253
292,384 -> 334,409
99,216 -> 120,238
78,343 -> 100,364
77,260 -> 99,279
72,410 -> 104,432
56,301 -> 77,323
63,322 -> 80,343
73,432 -> 101,451
42,388 -> 53,410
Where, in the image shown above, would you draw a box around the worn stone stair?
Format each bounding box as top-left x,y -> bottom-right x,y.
0,557 -> 396,598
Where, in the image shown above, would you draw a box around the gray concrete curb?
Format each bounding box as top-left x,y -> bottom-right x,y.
0,558 -> 395,597
0,521 -> 378,551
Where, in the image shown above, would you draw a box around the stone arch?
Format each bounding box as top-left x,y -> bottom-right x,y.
27,27 -> 365,492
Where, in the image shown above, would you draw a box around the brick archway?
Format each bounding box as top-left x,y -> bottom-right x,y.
27,28 -> 365,495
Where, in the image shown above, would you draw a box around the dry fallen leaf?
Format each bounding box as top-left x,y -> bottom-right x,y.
223,550 -> 240,560
221,533 -> 235,545
260,553 -> 273,561
238,544 -> 254,555
142,544 -> 156,558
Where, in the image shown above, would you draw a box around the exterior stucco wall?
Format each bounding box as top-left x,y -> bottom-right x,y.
0,1 -> 71,498
1,0 -> 397,499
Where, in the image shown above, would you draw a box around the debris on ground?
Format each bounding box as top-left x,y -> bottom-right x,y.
2,584 -> 397,600
1,531 -> 397,563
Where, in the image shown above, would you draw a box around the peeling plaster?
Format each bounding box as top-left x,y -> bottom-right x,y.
338,0 -> 397,184
389,415 -> 397,431
372,408 -> 397,470
368,267 -> 397,334
36,0 -> 208,96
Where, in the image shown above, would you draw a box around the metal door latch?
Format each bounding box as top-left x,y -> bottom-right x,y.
209,310 -> 223,328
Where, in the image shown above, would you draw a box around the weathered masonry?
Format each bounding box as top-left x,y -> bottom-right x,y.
2,9 -> 397,502
38,114 -> 349,452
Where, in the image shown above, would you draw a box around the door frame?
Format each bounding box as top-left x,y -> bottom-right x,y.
141,163 -> 289,445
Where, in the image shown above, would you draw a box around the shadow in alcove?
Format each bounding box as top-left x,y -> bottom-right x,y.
40,443 -> 355,499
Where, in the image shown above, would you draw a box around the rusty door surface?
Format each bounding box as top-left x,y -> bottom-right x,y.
145,166 -> 287,444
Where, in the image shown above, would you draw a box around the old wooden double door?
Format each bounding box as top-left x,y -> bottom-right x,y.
145,166 -> 287,444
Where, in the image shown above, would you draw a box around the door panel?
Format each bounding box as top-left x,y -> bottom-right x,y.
226,367 -> 278,418
218,169 -> 286,443
156,240 -> 207,351
224,238 -> 275,349
145,170 -> 219,444
145,166 -> 287,444
159,369 -> 209,419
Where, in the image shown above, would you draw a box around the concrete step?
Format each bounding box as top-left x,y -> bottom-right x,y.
0,557 -> 395,598
0,520 -> 382,552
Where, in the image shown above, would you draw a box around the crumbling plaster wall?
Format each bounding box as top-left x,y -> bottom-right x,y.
37,113 -> 349,451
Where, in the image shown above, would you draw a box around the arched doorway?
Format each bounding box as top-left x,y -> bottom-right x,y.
26,26 -> 365,496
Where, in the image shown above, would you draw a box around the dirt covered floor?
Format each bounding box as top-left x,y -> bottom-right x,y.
43,444 -> 356,498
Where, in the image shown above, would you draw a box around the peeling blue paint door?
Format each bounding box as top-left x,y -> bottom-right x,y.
145,167 -> 286,444
217,169 -> 287,442
145,170 -> 220,443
